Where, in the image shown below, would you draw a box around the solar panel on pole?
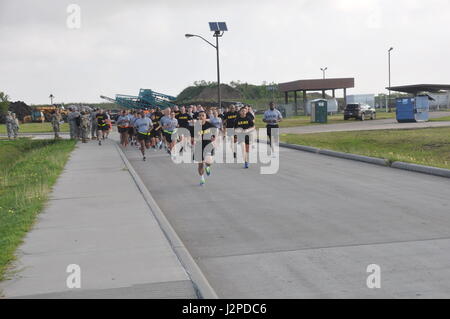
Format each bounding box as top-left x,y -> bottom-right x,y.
209,22 -> 219,31
218,22 -> 228,31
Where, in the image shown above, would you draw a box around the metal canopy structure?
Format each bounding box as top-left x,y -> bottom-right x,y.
387,84 -> 450,95
278,78 -> 355,115
100,89 -> 176,109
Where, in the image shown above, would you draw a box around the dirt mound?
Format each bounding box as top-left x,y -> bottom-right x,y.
9,101 -> 32,121
0,101 -> 32,123
196,85 -> 243,101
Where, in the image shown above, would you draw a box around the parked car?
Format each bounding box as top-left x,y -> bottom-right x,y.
344,103 -> 376,121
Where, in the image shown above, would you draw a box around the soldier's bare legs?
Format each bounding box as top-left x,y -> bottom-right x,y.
97,129 -> 106,145
120,131 -> 129,147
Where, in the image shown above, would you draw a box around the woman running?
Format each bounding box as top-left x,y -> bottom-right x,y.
195,111 -> 215,186
134,111 -> 153,161
234,107 -> 255,169
117,110 -> 130,147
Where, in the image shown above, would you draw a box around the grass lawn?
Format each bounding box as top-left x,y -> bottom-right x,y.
430,116 -> 450,122
254,112 -> 396,129
0,138 -> 76,281
0,122 -> 70,134
280,127 -> 450,169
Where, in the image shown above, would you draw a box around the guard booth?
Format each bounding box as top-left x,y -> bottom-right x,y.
311,99 -> 328,123
396,95 -> 430,123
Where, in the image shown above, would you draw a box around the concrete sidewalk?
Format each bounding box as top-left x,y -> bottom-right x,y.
0,134 -> 197,299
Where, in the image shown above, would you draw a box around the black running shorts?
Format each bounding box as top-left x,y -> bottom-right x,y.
137,132 -> 151,142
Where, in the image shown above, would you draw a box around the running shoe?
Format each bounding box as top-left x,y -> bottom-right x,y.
244,162 -> 249,169
200,176 -> 206,186
143,156 -> 146,161
205,166 -> 211,176
98,140 -> 102,146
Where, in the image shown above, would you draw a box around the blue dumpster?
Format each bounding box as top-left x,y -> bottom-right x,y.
396,96 -> 429,123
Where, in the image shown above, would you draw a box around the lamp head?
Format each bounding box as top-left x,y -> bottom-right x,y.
185,34 -> 194,38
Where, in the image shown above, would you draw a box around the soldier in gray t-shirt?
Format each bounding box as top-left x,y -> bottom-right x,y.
160,109 -> 179,154
135,112 -> 153,161
263,102 -> 283,152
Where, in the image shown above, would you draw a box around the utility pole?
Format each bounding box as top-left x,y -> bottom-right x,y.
388,47 -> 394,112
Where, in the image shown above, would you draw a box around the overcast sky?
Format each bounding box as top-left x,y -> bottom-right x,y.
1,0 -> 449,104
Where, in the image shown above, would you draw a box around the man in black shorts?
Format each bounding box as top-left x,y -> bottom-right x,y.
160,108 -> 178,155
263,102 -> 283,155
176,106 -> 193,153
224,105 -> 238,158
150,107 -> 164,149
96,109 -> 109,145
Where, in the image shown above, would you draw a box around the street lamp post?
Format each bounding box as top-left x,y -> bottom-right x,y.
388,47 -> 393,113
49,94 -> 54,105
186,23 -> 227,110
215,34 -> 221,111
320,67 -> 328,80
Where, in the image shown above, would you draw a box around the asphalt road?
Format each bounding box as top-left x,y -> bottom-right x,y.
282,111 -> 450,134
123,141 -> 450,298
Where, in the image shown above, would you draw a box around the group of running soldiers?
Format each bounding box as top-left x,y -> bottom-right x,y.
99,102 -> 282,186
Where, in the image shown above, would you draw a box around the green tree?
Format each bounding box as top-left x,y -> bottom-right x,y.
0,91 -> 10,115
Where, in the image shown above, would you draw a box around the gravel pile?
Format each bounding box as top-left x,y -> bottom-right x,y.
9,101 -> 32,121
